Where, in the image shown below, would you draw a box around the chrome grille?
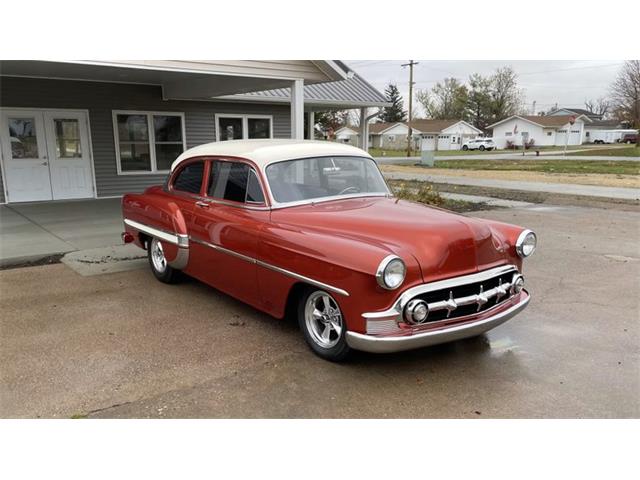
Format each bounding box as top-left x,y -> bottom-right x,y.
412,268 -> 519,323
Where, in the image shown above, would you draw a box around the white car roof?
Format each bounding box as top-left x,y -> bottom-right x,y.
171,139 -> 372,172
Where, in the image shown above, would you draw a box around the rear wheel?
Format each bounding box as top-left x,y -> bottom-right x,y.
148,237 -> 179,283
479,145 -> 486,151
298,288 -> 350,362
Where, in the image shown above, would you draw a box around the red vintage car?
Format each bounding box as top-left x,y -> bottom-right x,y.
122,140 -> 536,361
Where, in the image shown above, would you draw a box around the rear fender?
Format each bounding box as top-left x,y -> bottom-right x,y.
122,192 -> 189,269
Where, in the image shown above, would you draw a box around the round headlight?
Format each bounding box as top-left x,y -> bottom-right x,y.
376,255 -> 406,290
516,229 -> 537,258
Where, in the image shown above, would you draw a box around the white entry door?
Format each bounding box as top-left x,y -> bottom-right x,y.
1,109 -> 94,202
43,111 -> 94,200
0,110 -> 52,202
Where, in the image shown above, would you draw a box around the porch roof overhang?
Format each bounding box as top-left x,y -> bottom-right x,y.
213,71 -> 391,111
0,60 -> 349,100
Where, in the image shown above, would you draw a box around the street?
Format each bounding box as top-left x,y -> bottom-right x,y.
1,203 -> 638,418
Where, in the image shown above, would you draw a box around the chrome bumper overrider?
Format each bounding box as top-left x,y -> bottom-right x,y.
346,291 -> 530,353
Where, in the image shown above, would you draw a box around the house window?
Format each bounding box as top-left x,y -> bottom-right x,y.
547,132 -> 553,136
113,111 -> 186,174
505,132 -> 512,137
215,114 -> 273,141
387,135 -> 396,142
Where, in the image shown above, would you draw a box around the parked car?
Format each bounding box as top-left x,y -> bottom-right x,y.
122,140 -> 536,361
620,133 -> 638,144
462,138 -> 495,151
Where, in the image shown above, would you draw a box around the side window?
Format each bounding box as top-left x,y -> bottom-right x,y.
208,161 -> 265,204
173,161 -> 204,194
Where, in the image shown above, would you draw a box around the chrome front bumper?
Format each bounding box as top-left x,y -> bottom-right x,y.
345,291 -> 530,353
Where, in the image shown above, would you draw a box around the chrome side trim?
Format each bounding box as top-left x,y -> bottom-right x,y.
189,236 -> 350,297
124,218 -> 189,248
255,259 -> 350,297
347,291 -> 530,353
190,237 -> 255,264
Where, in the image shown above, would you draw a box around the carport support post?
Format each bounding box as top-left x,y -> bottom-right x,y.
307,111 -> 315,140
290,79 -> 304,140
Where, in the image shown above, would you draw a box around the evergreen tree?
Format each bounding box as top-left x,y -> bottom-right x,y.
378,83 -> 407,122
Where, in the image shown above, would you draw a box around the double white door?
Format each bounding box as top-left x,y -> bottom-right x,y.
0,109 -> 94,202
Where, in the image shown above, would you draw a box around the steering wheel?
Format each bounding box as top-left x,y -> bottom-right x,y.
338,186 -> 360,195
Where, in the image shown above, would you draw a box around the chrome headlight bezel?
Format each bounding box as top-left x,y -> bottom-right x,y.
376,255 -> 406,290
515,229 -> 537,258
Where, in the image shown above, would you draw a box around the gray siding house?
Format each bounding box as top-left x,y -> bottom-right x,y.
0,60 -> 387,204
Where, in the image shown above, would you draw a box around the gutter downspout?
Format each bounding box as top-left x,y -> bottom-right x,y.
359,108 -> 380,152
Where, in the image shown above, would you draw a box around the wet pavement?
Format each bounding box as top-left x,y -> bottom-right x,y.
0,204 -> 638,418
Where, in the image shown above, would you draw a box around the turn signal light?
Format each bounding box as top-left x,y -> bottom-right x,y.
122,232 -> 135,244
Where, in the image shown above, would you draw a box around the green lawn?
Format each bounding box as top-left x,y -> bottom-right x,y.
432,159 -> 640,175
566,146 -> 640,157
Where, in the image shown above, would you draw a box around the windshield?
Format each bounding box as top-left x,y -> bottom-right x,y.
266,156 -> 389,204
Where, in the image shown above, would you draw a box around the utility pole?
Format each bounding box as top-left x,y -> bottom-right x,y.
401,60 -> 418,157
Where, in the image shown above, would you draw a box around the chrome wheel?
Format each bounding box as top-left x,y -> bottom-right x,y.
150,238 -> 167,273
304,291 -> 343,349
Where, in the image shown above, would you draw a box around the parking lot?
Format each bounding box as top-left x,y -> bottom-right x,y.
1,203 -> 638,418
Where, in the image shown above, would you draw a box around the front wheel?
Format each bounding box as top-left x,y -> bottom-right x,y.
462,145 -> 468,151
298,288 -> 350,362
479,145 -> 486,151
148,237 -> 180,283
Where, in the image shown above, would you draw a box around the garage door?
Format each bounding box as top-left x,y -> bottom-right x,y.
421,135 -> 436,151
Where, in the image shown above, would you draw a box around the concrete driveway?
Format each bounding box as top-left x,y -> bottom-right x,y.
0,203 -> 638,418
0,198 -> 123,266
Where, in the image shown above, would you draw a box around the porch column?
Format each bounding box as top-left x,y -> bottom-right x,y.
290,79 -> 304,139
307,111 -> 315,140
359,108 -> 367,150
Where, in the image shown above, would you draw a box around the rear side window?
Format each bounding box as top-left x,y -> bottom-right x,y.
208,160 -> 265,204
173,161 -> 204,194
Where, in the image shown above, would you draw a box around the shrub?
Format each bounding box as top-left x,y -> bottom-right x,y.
391,181 -> 445,207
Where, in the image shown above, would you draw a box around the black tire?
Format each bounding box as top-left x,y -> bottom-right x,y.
479,145 -> 486,151
297,287 -> 351,362
147,237 -> 179,284
462,145 -> 468,151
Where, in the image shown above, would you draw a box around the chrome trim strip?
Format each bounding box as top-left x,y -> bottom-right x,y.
168,246 -> 189,269
190,237 -> 256,264
255,259 -> 350,297
124,218 -> 188,248
269,192 -> 390,210
347,292 -> 530,353
189,236 -> 350,297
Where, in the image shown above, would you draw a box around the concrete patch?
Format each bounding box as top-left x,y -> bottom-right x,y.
62,244 -> 147,276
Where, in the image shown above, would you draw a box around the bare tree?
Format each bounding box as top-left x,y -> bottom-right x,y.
610,60 -> 640,145
490,67 -> 526,121
584,97 -> 610,118
415,78 -> 468,120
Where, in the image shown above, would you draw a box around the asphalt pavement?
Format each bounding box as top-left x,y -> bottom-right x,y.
1,203 -> 638,418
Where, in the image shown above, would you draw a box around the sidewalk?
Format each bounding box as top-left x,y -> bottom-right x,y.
375,154 -> 639,163
383,171 -> 640,201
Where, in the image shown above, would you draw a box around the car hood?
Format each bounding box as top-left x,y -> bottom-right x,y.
270,196 -> 513,282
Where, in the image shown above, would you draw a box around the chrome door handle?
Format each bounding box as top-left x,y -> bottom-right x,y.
195,201 -> 209,208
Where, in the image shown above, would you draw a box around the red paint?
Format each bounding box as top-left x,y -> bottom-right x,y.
122,156 -> 529,335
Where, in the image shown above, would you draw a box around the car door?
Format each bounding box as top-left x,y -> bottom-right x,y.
187,158 -> 270,309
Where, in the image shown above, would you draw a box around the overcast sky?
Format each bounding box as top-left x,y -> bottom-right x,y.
347,60 -> 625,116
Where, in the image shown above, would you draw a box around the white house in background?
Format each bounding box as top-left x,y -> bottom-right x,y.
488,115 -> 591,149
410,119 -> 483,151
333,126 -> 359,143
361,119 -> 481,151
548,107 -> 602,121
